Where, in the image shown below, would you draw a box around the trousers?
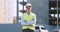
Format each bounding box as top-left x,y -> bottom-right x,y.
22,28 -> 34,32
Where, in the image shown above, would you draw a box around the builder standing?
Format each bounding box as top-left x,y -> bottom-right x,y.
21,3 -> 36,32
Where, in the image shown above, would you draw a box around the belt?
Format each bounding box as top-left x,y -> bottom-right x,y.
22,25 -> 35,30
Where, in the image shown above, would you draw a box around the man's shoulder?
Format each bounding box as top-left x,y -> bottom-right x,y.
23,12 -> 36,16
31,12 -> 36,16
23,12 -> 27,15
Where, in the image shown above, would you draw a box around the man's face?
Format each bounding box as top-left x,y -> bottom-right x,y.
26,6 -> 32,13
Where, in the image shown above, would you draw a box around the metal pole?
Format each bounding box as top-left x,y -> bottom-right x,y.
57,0 -> 58,30
17,0 -> 19,23
23,0 -> 24,13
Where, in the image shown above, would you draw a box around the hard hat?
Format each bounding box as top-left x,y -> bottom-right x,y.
26,3 -> 32,7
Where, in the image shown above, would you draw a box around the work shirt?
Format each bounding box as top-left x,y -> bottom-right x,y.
21,12 -> 36,25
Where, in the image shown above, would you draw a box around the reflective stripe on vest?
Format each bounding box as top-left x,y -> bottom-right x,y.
23,12 -> 34,21
22,25 -> 35,30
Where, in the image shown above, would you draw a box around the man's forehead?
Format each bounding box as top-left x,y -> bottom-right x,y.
26,6 -> 31,7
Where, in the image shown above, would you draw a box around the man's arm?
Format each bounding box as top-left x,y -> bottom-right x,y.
32,14 -> 36,24
28,14 -> 36,27
29,15 -> 36,24
21,15 -> 28,25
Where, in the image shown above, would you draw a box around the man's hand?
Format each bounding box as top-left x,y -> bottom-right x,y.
24,20 -> 27,22
24,20 -> 28,23
29,24 -> 35,27
32,19 -> 34,20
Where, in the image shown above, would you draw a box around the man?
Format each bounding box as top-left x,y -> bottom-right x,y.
21,3 -> 36,32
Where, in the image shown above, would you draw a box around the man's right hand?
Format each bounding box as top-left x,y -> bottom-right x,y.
29,24 -> 35,27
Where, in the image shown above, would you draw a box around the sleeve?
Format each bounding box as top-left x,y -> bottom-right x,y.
21,15 -> 27,25
21,15 -> 24,25
33,14 -> 36,24
28,14 -> 36,24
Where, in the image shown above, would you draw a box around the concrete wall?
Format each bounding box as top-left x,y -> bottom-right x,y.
0,24 -> 22,32
0,0 -> 5,23
4,0 -> 17,23
0,0 -> 17,24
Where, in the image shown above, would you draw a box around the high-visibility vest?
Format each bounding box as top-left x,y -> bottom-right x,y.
22,12 -> 35,30
23,12 -> 34,21
22,25 -> 35,30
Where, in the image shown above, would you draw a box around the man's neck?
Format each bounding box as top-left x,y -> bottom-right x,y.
27,12 -> 30,15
